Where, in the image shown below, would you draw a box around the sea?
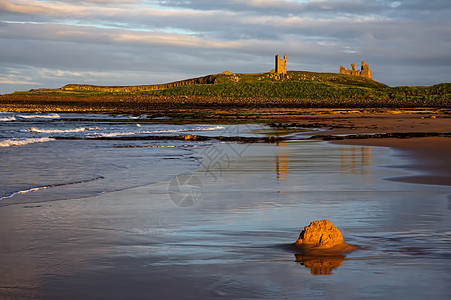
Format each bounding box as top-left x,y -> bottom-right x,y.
0,111 -> 450,299
0,112 -> 258,207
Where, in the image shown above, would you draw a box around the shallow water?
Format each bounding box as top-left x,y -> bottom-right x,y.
0,112 -> 261,205
0,115 -> 450,299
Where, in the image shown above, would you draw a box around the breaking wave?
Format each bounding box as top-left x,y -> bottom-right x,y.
0,116 -> 16,122
0,137 -> 55,147
29,127 -> 97,134
97,126 -> 225,137
17,113 -> 61,119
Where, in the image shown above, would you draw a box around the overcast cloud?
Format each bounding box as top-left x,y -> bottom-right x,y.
1,0 -> 450,93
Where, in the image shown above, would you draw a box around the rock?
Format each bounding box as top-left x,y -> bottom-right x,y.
293,220 -> 356,274
294,219 -> 354,251
184,135 -> 198,141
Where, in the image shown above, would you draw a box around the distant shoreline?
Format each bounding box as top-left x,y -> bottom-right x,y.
1,71 -> 449,111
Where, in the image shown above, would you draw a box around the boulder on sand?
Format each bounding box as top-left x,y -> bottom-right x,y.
294,219 -> 356,253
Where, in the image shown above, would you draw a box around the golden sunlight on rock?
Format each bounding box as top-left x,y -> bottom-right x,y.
294,219 -> 356,252
293,220 -> 356,275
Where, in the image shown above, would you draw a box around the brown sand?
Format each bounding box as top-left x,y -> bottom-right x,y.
270,108 -> 451,135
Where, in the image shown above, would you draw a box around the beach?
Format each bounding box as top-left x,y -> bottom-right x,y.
0,113 -> 450,299
2,0 -> 450,297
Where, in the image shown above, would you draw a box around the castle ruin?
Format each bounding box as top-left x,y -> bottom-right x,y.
275,54 -> 287,74
340,61 -> 372,79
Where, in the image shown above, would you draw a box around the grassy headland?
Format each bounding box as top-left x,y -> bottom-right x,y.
1,71 -> 450,114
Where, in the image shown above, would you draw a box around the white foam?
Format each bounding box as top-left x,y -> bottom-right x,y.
17,113 -> 61,119
0,186 -> 50,200
29,127 -> 90,134
0,176 -> 104,201
197,125 -> 226,131
0,116 -> 16,122
0,137 -> 55,147
98,131 -> 139,137
97,126 -> 226,137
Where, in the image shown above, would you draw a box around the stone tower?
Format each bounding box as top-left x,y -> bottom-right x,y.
359,61 -> 372,78
275,54 -> 287,74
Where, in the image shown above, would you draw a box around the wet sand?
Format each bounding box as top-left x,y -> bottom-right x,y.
1,115 -> 450,298
1,139 -> 450,299
332,137 -> 451,186
283,109 -> 451,186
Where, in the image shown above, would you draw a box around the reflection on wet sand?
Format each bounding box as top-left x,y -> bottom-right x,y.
340,146 -> 372,175
295,254 -> 345,275
276,142 -> 288,181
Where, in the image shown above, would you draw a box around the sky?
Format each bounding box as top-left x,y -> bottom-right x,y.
1,0 -> 450,94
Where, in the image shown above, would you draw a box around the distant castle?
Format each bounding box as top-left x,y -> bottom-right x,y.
270,54 -> 287,75
271,55 -> 371,79
275,54 -> 287,74
339,61 -> 372,79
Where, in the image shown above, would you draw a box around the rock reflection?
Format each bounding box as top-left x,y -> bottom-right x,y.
295,254 -> 345,275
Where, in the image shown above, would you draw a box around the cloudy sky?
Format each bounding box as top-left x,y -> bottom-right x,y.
1,0 -> 450,94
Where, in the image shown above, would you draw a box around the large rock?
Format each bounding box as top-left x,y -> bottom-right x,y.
294,219 -> 355,252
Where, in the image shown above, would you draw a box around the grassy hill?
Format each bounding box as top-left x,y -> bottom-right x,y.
59,71 -> 387,92
1,71 -> 450,112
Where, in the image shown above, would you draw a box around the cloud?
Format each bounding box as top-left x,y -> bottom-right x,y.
0,0 -> 450,94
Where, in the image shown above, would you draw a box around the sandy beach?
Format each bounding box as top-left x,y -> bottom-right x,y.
1,126 -> 451,299
0,114 -> 450,299
2,0 -> 450,297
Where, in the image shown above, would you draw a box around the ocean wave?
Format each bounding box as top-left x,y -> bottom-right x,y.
0,137 -> 55,147
0,176 -> 104,201
96,126 -> 225,137
29,127 -> 97,134
0,116 -> 16,122
17,113 -> 61,119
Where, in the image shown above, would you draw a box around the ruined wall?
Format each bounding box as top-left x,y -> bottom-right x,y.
61,75 -> 219,92
340,61 -> 372,79
275,54 -> 287,74
359,61 -> 372,78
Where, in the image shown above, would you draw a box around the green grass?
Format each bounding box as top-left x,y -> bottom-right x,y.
2,71 -> 450,109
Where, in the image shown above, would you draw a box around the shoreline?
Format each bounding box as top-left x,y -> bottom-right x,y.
2,108 -> 450,187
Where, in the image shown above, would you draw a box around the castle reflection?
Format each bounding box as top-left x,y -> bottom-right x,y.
340,146 -> 372,176
295,254 -> 345,275
276,142 -> 289,181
